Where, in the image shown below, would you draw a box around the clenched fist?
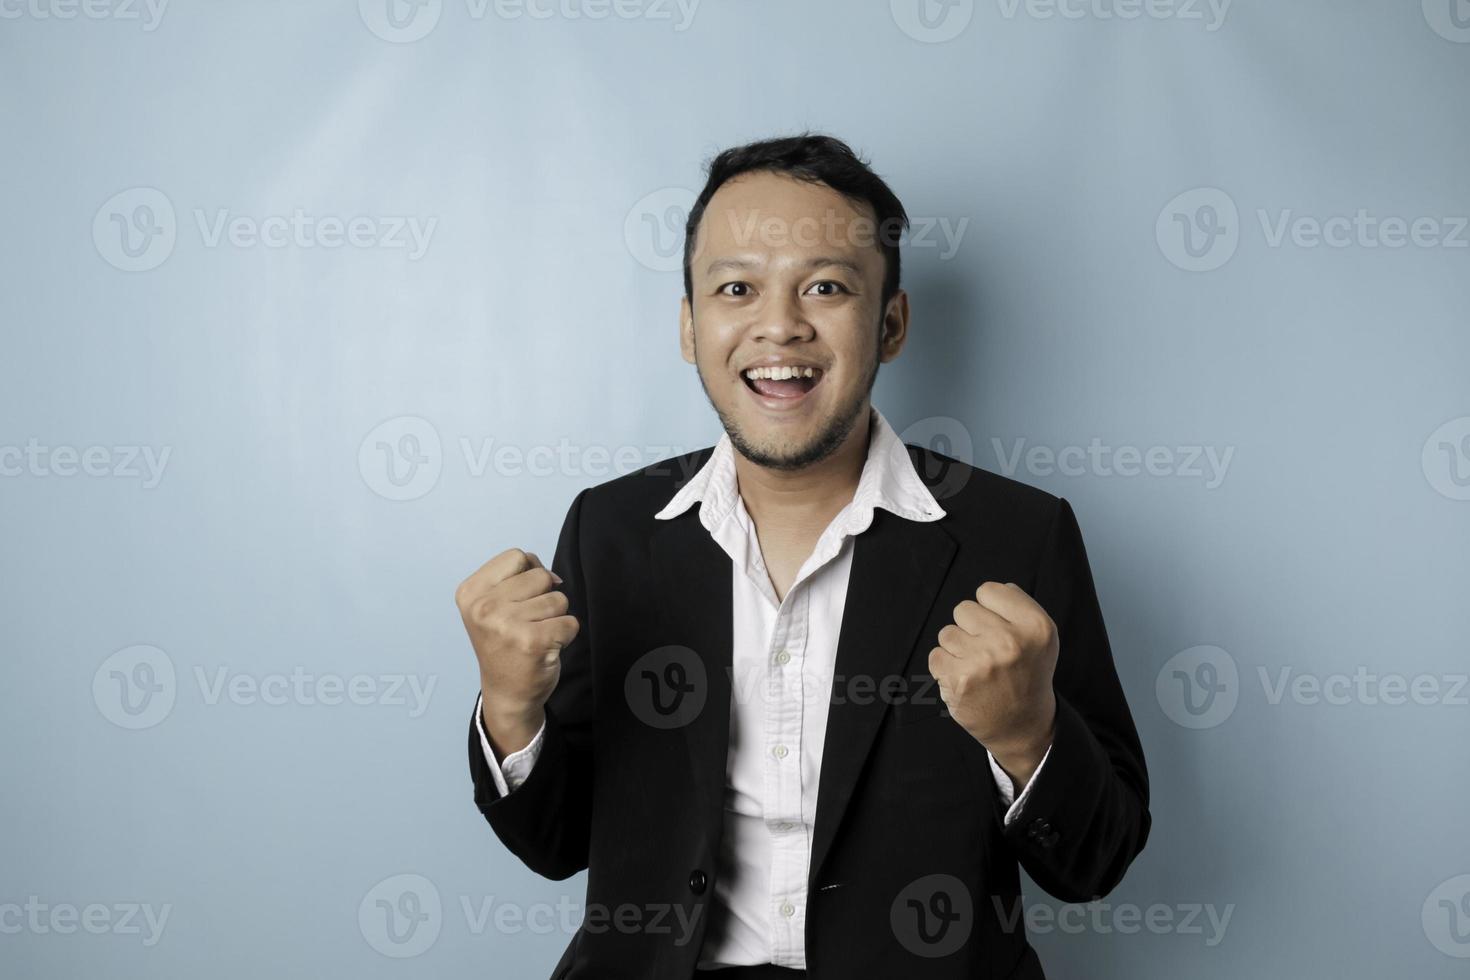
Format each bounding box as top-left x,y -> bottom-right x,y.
456,548 -> 580,759
928,581 -> 1059,786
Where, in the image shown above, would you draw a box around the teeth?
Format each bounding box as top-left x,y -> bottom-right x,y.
743,366 -> 818,381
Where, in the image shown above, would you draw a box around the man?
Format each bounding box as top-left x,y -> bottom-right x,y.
456,133 -> 1150,979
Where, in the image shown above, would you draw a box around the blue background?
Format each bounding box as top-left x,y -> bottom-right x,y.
3,0 -> 1469,976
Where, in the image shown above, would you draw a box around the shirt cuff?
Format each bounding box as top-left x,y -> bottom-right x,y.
988,742 -> 1052,826
474,692 -> 546,796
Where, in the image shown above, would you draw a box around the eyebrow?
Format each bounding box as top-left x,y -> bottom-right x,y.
703,255 -> 865,278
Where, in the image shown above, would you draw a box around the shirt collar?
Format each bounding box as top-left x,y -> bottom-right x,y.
653,406 -> 946,535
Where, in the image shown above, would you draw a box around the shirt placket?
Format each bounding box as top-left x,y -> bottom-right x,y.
762,576 -> 810,966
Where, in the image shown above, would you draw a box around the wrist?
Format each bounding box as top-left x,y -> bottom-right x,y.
988,698 -> 1057,767
480,686 -> 544,758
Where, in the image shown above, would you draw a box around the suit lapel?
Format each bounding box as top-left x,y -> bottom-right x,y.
809,506 -> 957,884
645,443 -> 957,878
649,507 -> 733,860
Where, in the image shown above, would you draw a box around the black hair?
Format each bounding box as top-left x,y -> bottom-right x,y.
682,132 -> 910,309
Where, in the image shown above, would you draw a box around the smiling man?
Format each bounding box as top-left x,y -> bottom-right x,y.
457,133 -> 1151,980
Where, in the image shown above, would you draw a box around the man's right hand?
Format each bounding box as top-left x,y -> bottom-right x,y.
455,548 -> 580,760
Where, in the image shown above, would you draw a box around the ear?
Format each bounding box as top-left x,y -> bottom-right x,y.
878,289 -> 910,364
679,295 -> 696,364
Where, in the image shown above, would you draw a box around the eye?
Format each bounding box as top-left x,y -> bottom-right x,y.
806,280 -> 850,297
717,282 -> 753,297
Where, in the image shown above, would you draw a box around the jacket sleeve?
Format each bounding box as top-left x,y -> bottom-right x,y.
474,693 -> 544,796
993,496 -> 1151,902
467,487 -> 595,881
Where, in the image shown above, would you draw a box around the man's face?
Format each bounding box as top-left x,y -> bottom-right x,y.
680,170 -> 908,472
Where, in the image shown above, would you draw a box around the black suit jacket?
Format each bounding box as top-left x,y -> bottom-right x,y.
468,441 -> 1150,980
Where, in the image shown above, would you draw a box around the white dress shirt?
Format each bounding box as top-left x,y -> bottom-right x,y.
476,406 -> 1050,969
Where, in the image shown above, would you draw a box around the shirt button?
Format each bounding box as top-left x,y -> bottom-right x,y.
772,744 -> 789,760
688,870 -> 707,894
780,901 -> 795,917
774,650 -> 791,665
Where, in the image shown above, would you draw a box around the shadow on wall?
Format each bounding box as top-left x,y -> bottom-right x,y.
877,264 -> 986,441
881,257 -> 1255,977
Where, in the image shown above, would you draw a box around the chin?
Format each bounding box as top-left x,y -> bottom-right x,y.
726,398 -> 865,473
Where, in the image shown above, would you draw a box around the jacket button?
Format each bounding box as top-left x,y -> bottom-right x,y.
689,870 -> 707,895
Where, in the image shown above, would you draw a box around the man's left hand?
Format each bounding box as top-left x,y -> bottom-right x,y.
928,581 -> 1059,782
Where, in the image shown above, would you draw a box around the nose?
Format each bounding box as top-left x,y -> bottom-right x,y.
750,289 -> 815,345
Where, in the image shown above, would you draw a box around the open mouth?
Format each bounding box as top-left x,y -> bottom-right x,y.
741,365 -> 824,405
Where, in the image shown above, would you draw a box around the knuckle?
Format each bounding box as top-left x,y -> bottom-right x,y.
469,596 -> 498,624
994,633 -> 1022,664
494,621 -> 530,654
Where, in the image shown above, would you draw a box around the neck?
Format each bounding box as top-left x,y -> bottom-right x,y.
733,405 -> 874,535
